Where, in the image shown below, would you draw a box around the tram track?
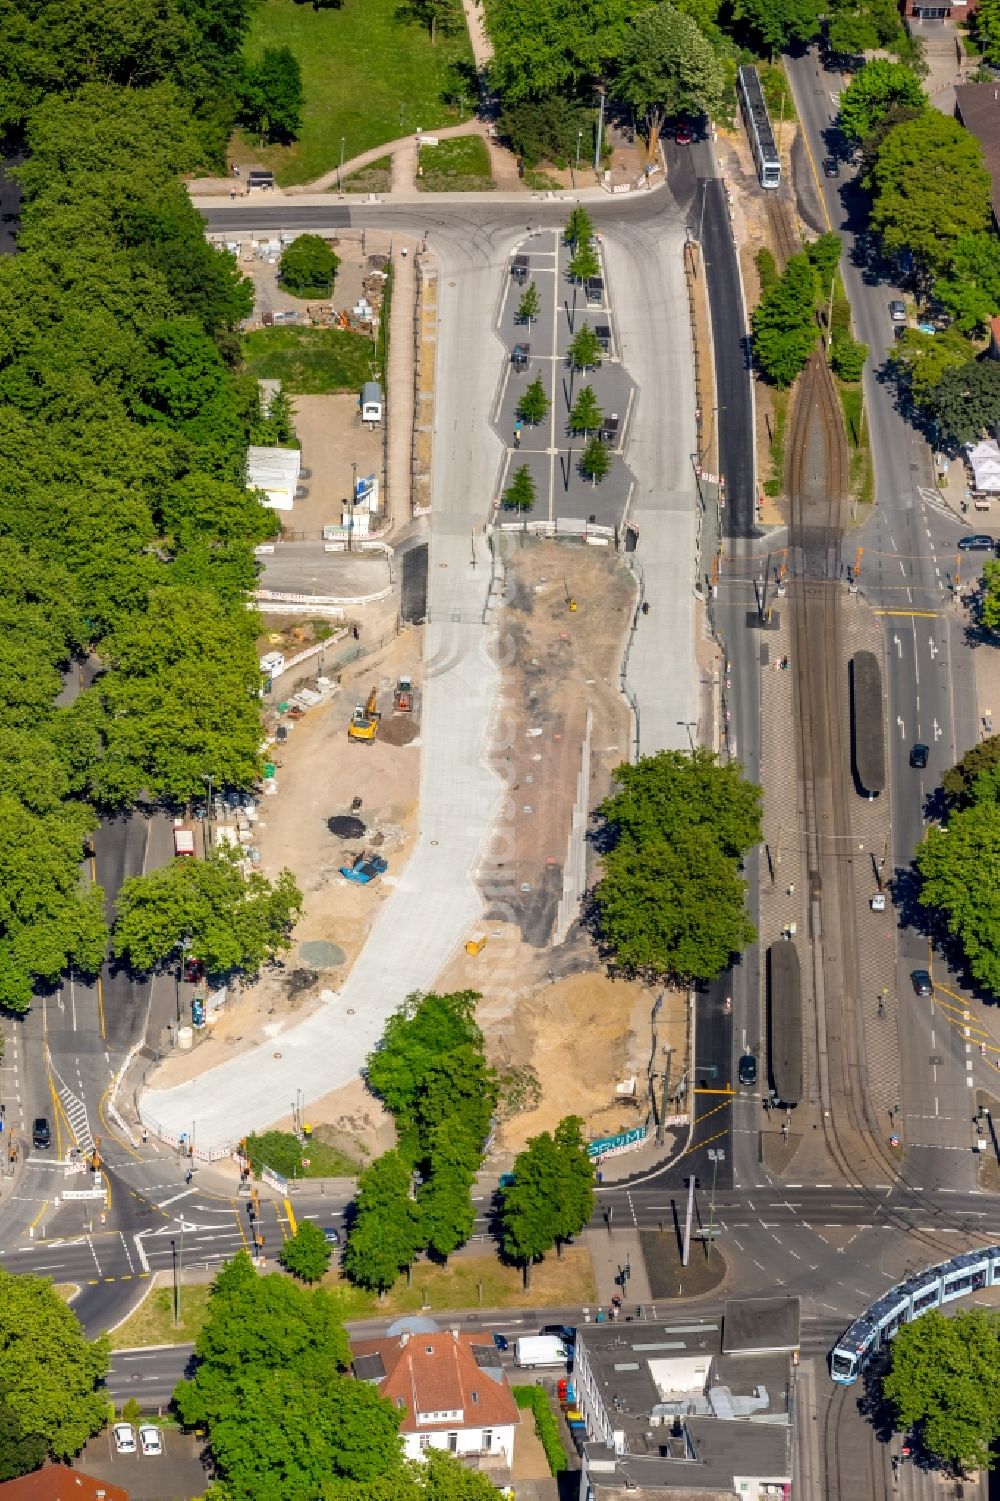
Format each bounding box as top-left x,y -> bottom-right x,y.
766,197 -> 802,271
822,1382 -> 893,1501
784,350 -> 990,1265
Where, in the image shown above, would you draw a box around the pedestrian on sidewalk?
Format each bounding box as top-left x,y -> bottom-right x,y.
141,1127 -> 148,1145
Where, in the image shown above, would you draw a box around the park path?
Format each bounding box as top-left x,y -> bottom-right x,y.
386,231 -> 418,531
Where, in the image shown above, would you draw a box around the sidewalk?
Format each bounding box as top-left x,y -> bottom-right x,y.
583,1226 -> 653,1308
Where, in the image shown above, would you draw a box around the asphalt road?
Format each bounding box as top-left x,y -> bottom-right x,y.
784,52 -> 991,1179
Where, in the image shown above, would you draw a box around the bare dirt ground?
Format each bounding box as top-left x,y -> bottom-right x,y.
151,627 -> 422,1158
239,234 -> 387,327
290,394 -> 382,539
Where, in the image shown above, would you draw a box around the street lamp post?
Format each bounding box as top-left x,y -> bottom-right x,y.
338,137 -> 345,192
575,129 -> 582,184
678,720 -> 697,752
706,1149 -> 725,1263
202,773 -> 214,853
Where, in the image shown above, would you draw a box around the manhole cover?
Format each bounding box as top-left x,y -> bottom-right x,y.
299,940 -> 346,969
328,815 -> 365,838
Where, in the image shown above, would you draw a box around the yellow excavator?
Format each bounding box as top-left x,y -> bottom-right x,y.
348,687 -> 380,743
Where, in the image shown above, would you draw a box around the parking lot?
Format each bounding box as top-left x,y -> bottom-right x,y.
76,1424 -> 210,1500
492,229 -> 636,531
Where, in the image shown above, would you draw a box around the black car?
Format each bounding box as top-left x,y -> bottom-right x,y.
822,157 -> 839,177
911,969 -> 933,996
492,1332 -> 509,1352
738,1053 -> 758,1086
910,743 -> 929,769
958,534 -> 994,551
32,1117 -> 51,1149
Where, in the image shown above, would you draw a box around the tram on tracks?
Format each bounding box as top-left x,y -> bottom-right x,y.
831,1246 -> 1000,1384
737,65 -> 781,190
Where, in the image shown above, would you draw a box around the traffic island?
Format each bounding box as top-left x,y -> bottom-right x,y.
640,1227 -> 727,1300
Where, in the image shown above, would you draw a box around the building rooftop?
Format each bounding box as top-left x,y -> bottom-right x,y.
586,1415 -> 791,1496
722,1296 -> 800,1354
351,1329 -> 519,1435
955,84 -> 1000,221
0,1466 -> 130,1501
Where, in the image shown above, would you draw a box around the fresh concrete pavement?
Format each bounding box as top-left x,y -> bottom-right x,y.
142,224 -> 516,1150
143,191 -> 705,1147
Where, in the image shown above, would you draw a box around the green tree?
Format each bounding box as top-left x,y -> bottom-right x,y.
579,437 -> 610,483
241,46 -> 304,144
564,206 -> 594,247
943,736 -> 1000,804
882,1309 -> 1000,1472
568,323 -> 602,371
595,749 -> 761,982
244,1129 -> 310,1180
279,235 -> 340,298
485,0 -> 633,103
982,561 -> 1000,633
617,5 -> 726,154
831,334 -> 868,382
0,1270 -> 109,1473
279,1220 -> 333,1282
751,252 -> 819,387
517,374 -> 549,425
552,1115 -> 595,1250
928,359 -> 1000,446
936,233 -> 1000,334
868,111 -> 992,275
121,1397 -> 142,1430
498,97 -> 592,169
568,241 -> 600,283
503,464 -> 537,511
342,1151 -> 424,1293
890,327 -> 972,408
517,281 -> 541,326
417,1127 -> 477,1261
501,1132 -> 562,1286
113,846 -> 303,979
569,384 -> 603,436
175,1254 -> 402,1499
251,387 -> 298,447
732,0 -> 821,54
975,0 -> 1000,63
838,59 -> 926,141
826,10 -> 878,57
917,803 -> 1000,991
365,992 -> 488,1149
397,0 -> 464,43
806,232 -> 843,287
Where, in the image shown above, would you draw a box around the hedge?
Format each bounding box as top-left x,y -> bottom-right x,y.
512,1385 -> 568,1475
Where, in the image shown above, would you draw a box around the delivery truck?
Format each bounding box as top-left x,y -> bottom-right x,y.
514,1335 -> 569,1369
173,825 -> 196,857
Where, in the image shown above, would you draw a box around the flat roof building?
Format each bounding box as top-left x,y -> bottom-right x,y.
573,1309 -> 793,1499
246,444 -> 301,512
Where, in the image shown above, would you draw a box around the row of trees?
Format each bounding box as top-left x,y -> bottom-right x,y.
487,0 -> 910,170
0,5 -> 292,1007
837,59 -> 1000,445
752,233 -> 866,388
595,749 -> 761,983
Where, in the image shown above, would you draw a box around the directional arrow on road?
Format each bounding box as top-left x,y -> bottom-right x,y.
929,637 -> 939,660
893,634 -> 901,657
934,719 -> 943,742
897,715 -> 905,738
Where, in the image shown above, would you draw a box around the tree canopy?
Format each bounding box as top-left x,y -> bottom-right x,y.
942,736 -> 1000,806
501,1117 -> 595,1285
280,235 -> 341,298
0,1270 -> 109,1478
240,46 -> 304,145
927,359 -> 1000,447
279,1219 -> 333,1282
175,1253 -> 404,1500
617,6 -> 725,151
868,111 -> 992,276
917,798 -> 1000,991
595,749 -> 760,982
751,252 -> 820,388
838,60 -> 925,141
883,1309 -> 1000,1472
341,1149 -> 424,1292
112,846 -> 303,979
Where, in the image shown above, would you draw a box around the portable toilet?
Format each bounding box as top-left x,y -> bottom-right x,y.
361,381 -> 383,423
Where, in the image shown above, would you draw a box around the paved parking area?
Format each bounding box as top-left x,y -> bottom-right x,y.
76,1427 -> 210,1500
493,230 -> 636,531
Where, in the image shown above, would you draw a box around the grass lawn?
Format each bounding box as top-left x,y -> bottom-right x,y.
763,387 -> 789,498
242,0 -> 474,185
243,326 -> 378,395
344,155 -> 393,193
839,380 -> 874,508
418,134 -> 494,191
110,1283 -> 214,1351
322,1246 -> 596,1320
297,1137 -> 363,1177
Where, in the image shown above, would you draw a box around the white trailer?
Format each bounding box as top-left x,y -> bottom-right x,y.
514,1336 -> 568,1368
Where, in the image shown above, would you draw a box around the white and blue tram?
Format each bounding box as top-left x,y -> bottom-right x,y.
737,65 -> 781,190
830,1245 -> 1000,1384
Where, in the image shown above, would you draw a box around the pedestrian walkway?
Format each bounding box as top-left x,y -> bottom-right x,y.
584,1227 -> 653,1308
386,238 -> 418,531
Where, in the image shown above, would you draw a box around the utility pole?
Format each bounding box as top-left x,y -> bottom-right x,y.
338,137 -> 345,192
202,773 -> 214,853
594,87 -> 606,175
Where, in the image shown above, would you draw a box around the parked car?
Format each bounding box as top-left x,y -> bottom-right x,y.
888,299 -> 907,323
911,969 -> 933,996
32,1117 -> 51,1149
540,1324 -> 576,1346
870,894 -> 887,912
139,1425 -> 163,1456
738,1053 -> 758,1086
493,1332 -> 509,1352
323,1226 -> 341,1246
910,743 -> 929,769
674,122 -> 693,144
958,534 -> 994,551
822,157 -> 839,177
113,1424 -> 136,1455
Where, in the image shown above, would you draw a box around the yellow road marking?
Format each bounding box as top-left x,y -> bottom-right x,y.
28,1202 -> 50,1233
693,1089 -> 735,1099
96,972 -> 106,1042
232,1199 -> 250,1250
785,60 -> 832,233
682,1126 -> 730,1157
284,1197 -> 298,1237
873,610 -> 940,618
